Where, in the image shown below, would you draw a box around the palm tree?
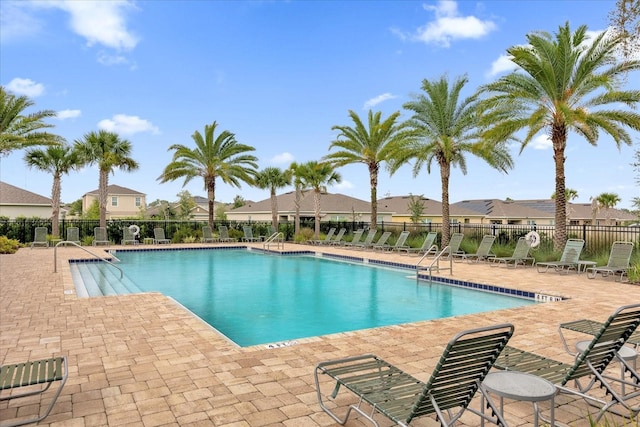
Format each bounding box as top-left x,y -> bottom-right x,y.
287,162 -> 309,235
551,188 -> 579,223
157,121 -> 258,228
326,110 -> 414,229
24,143 -> 82,237
391,74 -> 513,247
596,192 -> 622,225
74,130 -> 139,227
0,86 -> 62,156
254,167 -> 291,226
480,22 -> 640,250
296,161 -> 341,239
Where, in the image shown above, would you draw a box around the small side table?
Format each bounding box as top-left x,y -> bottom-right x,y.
577,260 -> 597,274
50,238 -> 62,247
143,237 -> 155,245
481,371 -> 555,427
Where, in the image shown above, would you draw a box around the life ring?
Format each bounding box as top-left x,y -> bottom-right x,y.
129,224 -> 140,236
525,231 -> 540,248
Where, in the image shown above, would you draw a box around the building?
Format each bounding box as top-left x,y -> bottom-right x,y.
82,185 -> 146,219
377,195 -> 482,224
0,181 -> 53,219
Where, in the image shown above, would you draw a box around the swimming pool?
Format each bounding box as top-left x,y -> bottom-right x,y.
72,248 -> 535,347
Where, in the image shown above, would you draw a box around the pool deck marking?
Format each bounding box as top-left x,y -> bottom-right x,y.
1,242 -> 638,426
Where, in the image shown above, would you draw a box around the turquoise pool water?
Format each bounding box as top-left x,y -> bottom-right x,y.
74,248 -> 534,347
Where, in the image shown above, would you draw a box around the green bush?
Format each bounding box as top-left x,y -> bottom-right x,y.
82,236 -> 93,246
294,227 -> 314,243
0,236 -> 21,254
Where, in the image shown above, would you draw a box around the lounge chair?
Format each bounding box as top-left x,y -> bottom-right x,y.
93,227 -> 110,246
242,226 -> 260,242
377,230 -> 410,252
343,229 -> 365,248
328,228 -> 347,246
399,231 -> 437,256
121,226 -> 138,245
153,227 -> 171,244
65,227 -> 80,245
202,226 -> 217,243
315,323 -> 514,427
349,229 -> 377,250
536,238 -> 585,273
368,231 -> 391,250
461,235 -> 496,263
218,225 -> 236,242
0,356 -> 68,427
443,232 -> 465,259
310,227 -> 336,245
490,237 -> 535,268
30,227 -> 48,248
587,241 -> 634,281
494,303 -> 640,422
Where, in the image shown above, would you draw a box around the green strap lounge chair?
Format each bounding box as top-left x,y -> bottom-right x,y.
443,232 -> 465,260
202,226 -> 217,243
311,227 -> 336,245
399,231 -> 437,256
461,235 -> 496,263
315,323 -> 514,427
122,226 -> 139,245
536,238 -> 584,273
380,231 -> 411,252
343,229 -> 365,248
369,231 -> 392,250
217,225 -> 236,242
350,229 -> 378,250
490,237 -> 535,268
328,228 -> 347,246
494,303 -> 640,422
65,227 -> 81,245
587,241 -> 634,281
242,226 -> 260,242
93,227 -> 110,246
0,356 -> 68,427
30,227 -> 48,248
153,227 -> 171,244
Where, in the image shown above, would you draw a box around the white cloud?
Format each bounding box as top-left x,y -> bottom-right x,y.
531,134 -> 552,150
363,93 -> 397,110
6,78 -> 45,97
98,114 -> 159,135
487,54 -> 518,77
56,109 -> 81,120
46,0 -> 139,51
270,152 -> 294,165
97,51 -> 129,66
411,0 -> 497,47
334,180 -> 354,190
0,1 -> 42,42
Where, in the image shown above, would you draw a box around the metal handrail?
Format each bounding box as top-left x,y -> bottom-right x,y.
53,241 -> 123,279
263,232 -> 284,250
416,245 -> 452,283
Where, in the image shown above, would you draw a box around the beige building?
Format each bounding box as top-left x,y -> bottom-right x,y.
377,195 -> 482,224
0,181 -> 53,219
82,184 -> 146,219
227,191 -> 377,223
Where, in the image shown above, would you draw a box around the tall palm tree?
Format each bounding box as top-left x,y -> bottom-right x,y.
254,167 -> 291,226
287,162 -> 309,235
0,86 -> 62,156
157,121 -> 258,228
24,143 -> 82,237
391,74 -> 513,247
480,22 -> 640,250
297,161 -> 341,239
74,130 -> 139,227
551,188 -> 579,223
326,110 -> 415,229
596,192 -> 622,225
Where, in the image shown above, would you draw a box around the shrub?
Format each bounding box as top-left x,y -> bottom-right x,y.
82,236 -> 94,246
294,227 -> 314,243
0,236 -> 21,254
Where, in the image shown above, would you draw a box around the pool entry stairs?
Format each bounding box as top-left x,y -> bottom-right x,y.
70,262 -> 141,297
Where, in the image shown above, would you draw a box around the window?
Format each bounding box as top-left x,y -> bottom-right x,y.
111,196 -> 118,207
135,197 -> 141,207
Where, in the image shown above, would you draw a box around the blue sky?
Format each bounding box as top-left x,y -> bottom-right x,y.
1,0 -> 638,210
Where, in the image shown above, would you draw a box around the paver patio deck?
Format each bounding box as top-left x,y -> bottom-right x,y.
1,242 -> 638,426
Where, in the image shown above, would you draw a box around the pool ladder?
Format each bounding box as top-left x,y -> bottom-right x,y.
416,245 -> 452,283
53,241 -> 123,279
263,232 -> 284,251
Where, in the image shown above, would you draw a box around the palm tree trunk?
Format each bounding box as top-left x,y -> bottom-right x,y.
314,189 -> 321,239
270,189 -> 278,226
369,164 -> 378,230
99,169 -> 108,228
552,126 -> 567,251
51,173 -> 61,237
440,161 -> 451,247
294,187 -> 301,235
207,180 -> 215,229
